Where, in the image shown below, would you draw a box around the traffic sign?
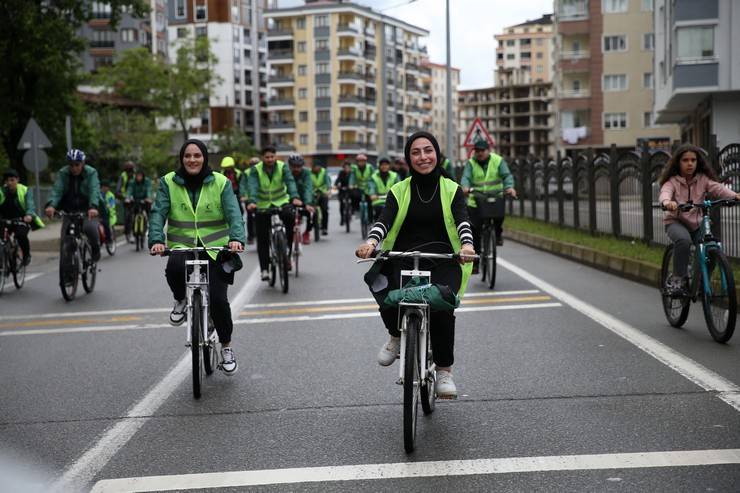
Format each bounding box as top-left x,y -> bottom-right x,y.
17,118 -> 52,150
23,149 -> 48,172
463,118 -> 494,149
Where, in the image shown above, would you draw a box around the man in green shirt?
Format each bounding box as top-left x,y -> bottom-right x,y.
310,160 -> 332,235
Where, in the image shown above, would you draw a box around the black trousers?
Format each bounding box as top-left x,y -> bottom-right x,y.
315,193 -> 329,230
372,204 -> 385,222
8,223 -> 30,258
468,206 -> 504,253
246,209 -> 255,241
255,205 -> 295,271
376,259 -> 461,367
165,254 -> 233,344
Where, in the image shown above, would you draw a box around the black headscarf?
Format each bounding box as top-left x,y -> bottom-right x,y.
177,139 -> 212,190
403,131 -> 453,186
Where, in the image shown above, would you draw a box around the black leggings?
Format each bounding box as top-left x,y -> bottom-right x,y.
165,254 -> 233,344
8,223 -> 30,258
255,205 -> 295,271
315,193 -> 329,230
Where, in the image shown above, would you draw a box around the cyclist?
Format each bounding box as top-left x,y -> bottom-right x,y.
220,156 -> 243,215
658,143 -> 740,295
310,160 -> 331,236
440,153 -> 455,181
349,153 -> 375,216
355,131 -> 476,399
117,161 -> 136,242
392,157 -> 409,180
367,157 -> 399,221
126,169 -> 153,213
245,145 -> 302,281
99,180 -> 117,248
288,154 -> 316,244
240,157 -> 260,245
335,160 -> 353,225
0,169 -> 44,266
45,149 -> 102,262
149,139 -> 245,375
461,139 -> 516,273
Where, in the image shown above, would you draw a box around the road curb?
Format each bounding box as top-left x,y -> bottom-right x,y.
504,229 -> 662,288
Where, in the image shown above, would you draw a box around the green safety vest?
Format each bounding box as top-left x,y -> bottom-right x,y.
255,161 -> 289,209
120,171 -> 131,195
352,164 -> 374,193
16,184 -> 45,228
442,158 -> 452,174
104,190 -> 117,226
370,171 -> 398,207
163,171 -> 230,261
467,154 -> 503,207
382,176 -> 473,297
311,168 -> 329,194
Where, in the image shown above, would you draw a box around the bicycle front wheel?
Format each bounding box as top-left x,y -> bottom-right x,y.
12,243 -> 25,289
360,205 -> 369,239
701,248 -> 736,343
276,231 -> 289,294
660,244 -> 690,328
293,233 -> 300,278
105,225 -> 117,256
314,209 -> 321,242
403,315 -> 420,453
0,246 -> 7,294
420,328 -> 435,416
203,317 -> 216,376
487,227 -> 497,290
191,291 -> 203,399
59,237 -> 79,301
480,226 -> 490,283
81,242 -> 97,294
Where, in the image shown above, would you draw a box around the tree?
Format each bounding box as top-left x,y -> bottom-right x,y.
0,0 -> 148,182
211,126 -> 258,165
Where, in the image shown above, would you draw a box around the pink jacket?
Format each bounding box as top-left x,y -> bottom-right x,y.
659,173 -> 736,231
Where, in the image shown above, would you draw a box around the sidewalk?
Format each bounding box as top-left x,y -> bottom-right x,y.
30,220 -> 124,251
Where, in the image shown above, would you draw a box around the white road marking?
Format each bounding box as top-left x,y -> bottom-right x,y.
23,273 -> 45,282
0,303 -> 562,337
498,256 -> 740,412
51,268 -> 262,493
90,448 -> 740,492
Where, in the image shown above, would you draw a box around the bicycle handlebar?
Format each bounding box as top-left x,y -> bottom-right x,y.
0,219 -> 28,228
655,199 -> 740,211
357,250 -> 479,264
151,246 -> 234,257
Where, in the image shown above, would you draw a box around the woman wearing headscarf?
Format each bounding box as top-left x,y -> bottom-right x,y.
355,131 -> 476,398
149,139 -> 246,375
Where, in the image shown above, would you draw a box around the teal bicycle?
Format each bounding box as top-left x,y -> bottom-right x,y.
359,197 -> 370,240
660,198 -> 738,343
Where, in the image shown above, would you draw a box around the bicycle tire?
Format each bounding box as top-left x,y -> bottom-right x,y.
276,231 -> 289,294
360,204 -> 369,239
203,318 -> 216,376
314,209 -> 321,242
403,314 -> 420,453
420,324 -> 436,416
293,231 -> 300,278
343,198 -> 352,233
701,248 -> 736,343
12,243 -> 25,290
191,291 -> 203,399
59,237 -> 79,301
105,225 -> 117,256
660,244 -> 690,328
0,246 -> 7,294
81,242 -> 97,294
480,226 -> 489,283
487,227 -> 497,290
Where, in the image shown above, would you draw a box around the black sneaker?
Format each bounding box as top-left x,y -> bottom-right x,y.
321,229 -> 328,236
496,237 -> 504,246
22,254 -> 31,266
220,347 -> 238,375
169,299 -> 187,326
664,275 -> 687,298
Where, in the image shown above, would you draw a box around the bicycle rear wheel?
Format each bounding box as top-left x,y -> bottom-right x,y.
105,225 -> 117,256
487,227 -> 497,290
701,248 -> 736,343
403,314 -> 420,453
81,242 -> 97,294
59,237 -> 79,301
191,291 -> 203,398
360,204 -> 369,239
314,209 -> 321,242
293,232 -> 300,278
660,244 -> 690,328
12,243 -> 25,289
0,246 -> 7,294
203,317 -> 216,376
480,226 -> 490,283
343,198 -> 351,233
420,327 -> 435,416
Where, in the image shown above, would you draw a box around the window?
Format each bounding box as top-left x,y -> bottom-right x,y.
231,0 -> 239,23
573,80 -> 581,91
300,134 -> 308,145
195,26 -> 207,38
506,54 -> 515,60
643,72 -> 653,89
536,52 -> 543,59
234,90 -> 241,105
521,52 -> 531,59
234,68 -> 240,84
676,26 -> 714,60
506,39 -> 515,46
195,3 -> 207,21
603,112 -> 627,129
233,46 -> 240,63
318,133 -> 330,145
603,74 -> 627,91
120,28 -> 137,42
315,15 -> 329,27
536,65 -> 544,73
603,35 -> 627,52
317,110 -> 330,121
298,88 -> 307,99
296,17 -> 306,29
233,25 -> 240,42
316,63 -> 329,74
175,0 -> 186,18
93,56 -> 113,69
235,110 -> 241,127
643,33 -> 654,50
177,27 -> 188,38
90,29 -> 114,48
299,111 -> 308,122
316,86 -> 330,97
297,41 -> 306,52
297,65 -> 307,76
641,0 -> 653,11
643,112 -> 654,127
602,0 -> 628,13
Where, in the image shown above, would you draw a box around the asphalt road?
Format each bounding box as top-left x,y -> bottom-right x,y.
1,200 -> 739,492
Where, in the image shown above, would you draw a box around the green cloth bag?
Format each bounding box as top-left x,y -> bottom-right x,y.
382,276 -> 460,311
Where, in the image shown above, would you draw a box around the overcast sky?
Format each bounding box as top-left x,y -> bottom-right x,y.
275,0 -> 554,89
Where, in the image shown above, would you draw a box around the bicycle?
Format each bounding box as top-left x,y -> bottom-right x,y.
154,247 -> 229,399
359,195 -> 370,240
0,219 -> 27,294
57,212 -> 98,301
339,187 -> 352,233
99,221 -> 117,256
469,189 -> 505,290
660,198 -> 738,343
261,207 -> 290,293
313,191 -> 324,242
358,250 -> 476,453
129,200 -> 149,252
292,207 -> 305,278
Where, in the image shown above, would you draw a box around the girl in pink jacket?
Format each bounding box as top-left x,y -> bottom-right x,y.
658,144 -> 740,295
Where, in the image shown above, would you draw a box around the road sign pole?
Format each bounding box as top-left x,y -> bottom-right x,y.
32,128 -> 42,212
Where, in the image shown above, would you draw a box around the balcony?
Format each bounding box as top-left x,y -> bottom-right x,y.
268,49 -> 293,61
315,73 -> 331,84
557,2 -> 588,21
314,48 -> 331,61
317,143 -> 333,151
315,121 -> 331,131
338,118 -> 366,128
559,89 -> 590,99
90,40 -> 115,48
365,73 -> 376,84
276,143 -> 296,152
267,120 -> 295,132
338,94 -> 365,105
364,48 -> 376,60
268,74 -> 294,85
338,71 -> 363,83
338,141 -> 364,150
559,50 -> 590,60
337,47 -> 361,59
404,62 -> 419,73
314,26 -> 330,38
267,28 -> 293,39
267,98 -> 295,109
337,23 -> 360,35
405,104 -> 423,114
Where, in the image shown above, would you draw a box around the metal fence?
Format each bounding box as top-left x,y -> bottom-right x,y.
504,139 -> 740,259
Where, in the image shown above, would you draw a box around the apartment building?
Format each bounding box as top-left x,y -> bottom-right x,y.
78,0 -> 168,72
422,61 -> 460,161
265,1 -> 429,165
167,0 -> 269,147
495,14 -> 554,85
554,0 -> 679,153
653,0 -> 740,150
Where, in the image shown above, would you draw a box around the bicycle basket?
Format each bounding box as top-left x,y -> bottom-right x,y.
382,276 -> 460,311
474,193 -> 505,219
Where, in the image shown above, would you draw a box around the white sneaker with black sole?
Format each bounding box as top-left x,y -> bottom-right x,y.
220,347 -> 238,375
435,370 -> 458,399
377,336 -> 401,366
260,269 -> 270,281
169,300 -> 187,326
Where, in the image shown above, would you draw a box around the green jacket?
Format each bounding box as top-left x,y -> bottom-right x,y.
292,168 -> 314,205
238,168 -> 252,201
148,171 -> 245,248
246,161 -> 299,206
126,177 -> 153,202
48,165 -> 101,210
460,154 -> 514,190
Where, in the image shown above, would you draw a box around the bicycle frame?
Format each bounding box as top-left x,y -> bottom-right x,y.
694,201 -> 727,297
397,256 -> 433,386
185,257 -> 211,348
269,209 -> 287,262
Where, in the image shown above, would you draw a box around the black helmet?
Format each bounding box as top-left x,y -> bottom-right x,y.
287,153 -> 305,167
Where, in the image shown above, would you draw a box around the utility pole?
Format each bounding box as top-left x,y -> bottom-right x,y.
445,0 -> 454,161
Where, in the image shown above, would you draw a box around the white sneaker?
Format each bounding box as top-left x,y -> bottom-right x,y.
377,336 -> 401,366
169,300 -> 187,326
260,269 -> 270,281
220,347 -> 238,375
435,370 -> 458,399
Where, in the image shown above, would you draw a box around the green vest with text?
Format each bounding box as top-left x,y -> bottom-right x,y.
370,171 -> 398,207
382,176 -> 473,297
467,153 -> 503,207
16,184 -> 45,228
164,172 -> 229,261
311,168 -> 328,194
255,161 -> 290,209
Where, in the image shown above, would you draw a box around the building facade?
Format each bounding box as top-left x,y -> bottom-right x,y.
554,0 -> 679,153
265,1 -> 429,165
495,14 -> 554,86
423,61 -> 460,162
653,0 -> 740,150
167,0 -> 269,148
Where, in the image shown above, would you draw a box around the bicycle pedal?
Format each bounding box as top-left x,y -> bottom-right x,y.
395,378 -> 403,386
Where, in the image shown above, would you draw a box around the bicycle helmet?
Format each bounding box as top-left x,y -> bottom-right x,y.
66,149 -> 86,162
287,153 -> 305,167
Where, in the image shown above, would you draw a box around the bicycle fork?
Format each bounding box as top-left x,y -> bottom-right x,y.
397,307 -> 432,386
185,260 -> 210,348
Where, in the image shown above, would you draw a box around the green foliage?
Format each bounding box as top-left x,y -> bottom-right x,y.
211,126 -> 257,165
0,0 -> 149,182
